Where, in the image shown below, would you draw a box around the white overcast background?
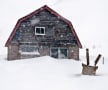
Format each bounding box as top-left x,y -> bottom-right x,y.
0,0 -> 108,56
0,1 -> 108,90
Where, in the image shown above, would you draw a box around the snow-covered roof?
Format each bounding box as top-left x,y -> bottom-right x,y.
5,5 -> 82,48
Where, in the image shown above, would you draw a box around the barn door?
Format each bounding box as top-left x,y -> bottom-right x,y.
59,48 -> 68,58
50,48 -> 68,59
50,48 -> 58,58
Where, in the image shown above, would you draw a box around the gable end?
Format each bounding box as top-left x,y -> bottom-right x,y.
5,5 -> 82,48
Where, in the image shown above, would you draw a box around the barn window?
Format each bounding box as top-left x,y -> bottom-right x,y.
35,27 -> 45,35
19,45 -> 40,55
50,48 -> 68,59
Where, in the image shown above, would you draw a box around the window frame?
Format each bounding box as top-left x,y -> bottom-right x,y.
35,27 -> 45,35
50,47 -> 68,59
19,45 -> 40,55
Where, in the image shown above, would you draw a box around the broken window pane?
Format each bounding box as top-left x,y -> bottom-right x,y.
51,48 -> 58,58
50,48 -> 68,59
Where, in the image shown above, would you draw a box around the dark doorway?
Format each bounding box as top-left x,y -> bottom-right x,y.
50,48 -> 68,59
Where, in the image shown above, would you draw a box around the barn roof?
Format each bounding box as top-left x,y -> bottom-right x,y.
5,5 -> 82,48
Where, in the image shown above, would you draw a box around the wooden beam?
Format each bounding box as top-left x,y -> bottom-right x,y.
94,54 -> 102,66
86,48 -> 89,66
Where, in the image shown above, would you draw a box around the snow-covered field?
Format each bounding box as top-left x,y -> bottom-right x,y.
0,0 -> 108,90
0,55 -> 107,90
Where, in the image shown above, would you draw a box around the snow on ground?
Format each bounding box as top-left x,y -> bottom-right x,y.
0,55 -> 107,90
0,0 -> 108,90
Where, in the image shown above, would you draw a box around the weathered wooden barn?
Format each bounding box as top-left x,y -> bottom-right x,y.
5,5 -> 82,60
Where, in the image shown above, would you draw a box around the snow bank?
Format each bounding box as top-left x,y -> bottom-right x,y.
0,55 -> 107,90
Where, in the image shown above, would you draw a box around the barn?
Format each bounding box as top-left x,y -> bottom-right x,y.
5,5 -> 82,60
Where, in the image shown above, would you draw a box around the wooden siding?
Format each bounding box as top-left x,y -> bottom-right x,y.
12,10 -> 77,47
7,9 -> 80,60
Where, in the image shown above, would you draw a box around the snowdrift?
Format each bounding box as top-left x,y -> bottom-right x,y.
0,55 -> 107,90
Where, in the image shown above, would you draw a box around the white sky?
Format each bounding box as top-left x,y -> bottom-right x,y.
0,0 -> 108,56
